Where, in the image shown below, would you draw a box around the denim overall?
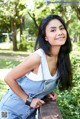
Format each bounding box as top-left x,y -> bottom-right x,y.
0,50 -> 59,119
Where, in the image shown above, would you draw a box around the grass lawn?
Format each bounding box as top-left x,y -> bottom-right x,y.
0,80 -> 8,100
0,59 -> 20,69
0,50 -> 26,100
0,50 -> 29,57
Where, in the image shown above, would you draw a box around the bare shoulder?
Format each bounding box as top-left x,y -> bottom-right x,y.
21,51 -> 41,70
25,52 -> 41,64
5,52 -> 41,79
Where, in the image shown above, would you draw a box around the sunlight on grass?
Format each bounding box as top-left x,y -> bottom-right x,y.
0,59 -> 20,69
0,80 -> 8,100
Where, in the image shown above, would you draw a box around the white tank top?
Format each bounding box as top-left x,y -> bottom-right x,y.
25,48 -> 59,81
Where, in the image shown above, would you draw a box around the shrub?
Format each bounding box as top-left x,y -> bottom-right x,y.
18,35 -> 35,52
56,43 -> 80,119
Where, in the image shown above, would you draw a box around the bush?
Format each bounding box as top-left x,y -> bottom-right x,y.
56,44 -> 80,119
18,35 -> 35,52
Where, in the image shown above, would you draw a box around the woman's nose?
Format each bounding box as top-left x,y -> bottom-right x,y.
57,29 -> 62,35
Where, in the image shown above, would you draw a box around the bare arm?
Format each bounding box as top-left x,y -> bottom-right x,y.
4,53 -> 41,102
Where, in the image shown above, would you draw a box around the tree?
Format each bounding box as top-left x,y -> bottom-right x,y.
0,0 -> 80,51
0,0 -> 26,50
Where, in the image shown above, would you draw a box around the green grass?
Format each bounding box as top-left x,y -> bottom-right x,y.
0,49 -> 29,69
0,80 -> 8,100
0,59 -> 21,69
0,50 -> 29,57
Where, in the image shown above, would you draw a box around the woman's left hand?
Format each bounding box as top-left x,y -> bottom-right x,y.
47,92 -> 57,101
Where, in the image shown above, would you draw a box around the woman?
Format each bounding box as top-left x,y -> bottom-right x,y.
0,14 -> 73,119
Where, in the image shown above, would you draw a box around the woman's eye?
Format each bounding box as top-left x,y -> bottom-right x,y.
60,27 -> 65,30
51,29 -> 56,32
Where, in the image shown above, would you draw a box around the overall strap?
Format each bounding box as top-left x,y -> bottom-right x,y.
40,56 -> 45,81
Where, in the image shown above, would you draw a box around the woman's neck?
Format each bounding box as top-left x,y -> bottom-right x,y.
50,45 -> 61,57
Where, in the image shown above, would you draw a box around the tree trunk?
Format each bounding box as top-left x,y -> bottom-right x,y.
11,17 -> 17,51
20,16 -> 24,42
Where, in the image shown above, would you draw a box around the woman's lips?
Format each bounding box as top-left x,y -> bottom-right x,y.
56,37 -> 65,40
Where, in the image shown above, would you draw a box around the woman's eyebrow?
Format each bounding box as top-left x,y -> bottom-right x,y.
59,24 -> 64,28
49,26 -> 56,29
49,25 -> 64,29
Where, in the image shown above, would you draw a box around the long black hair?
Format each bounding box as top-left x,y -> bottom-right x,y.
34,15 -> 73,90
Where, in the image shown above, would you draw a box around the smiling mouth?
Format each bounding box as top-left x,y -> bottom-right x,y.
56,37 -> 65,40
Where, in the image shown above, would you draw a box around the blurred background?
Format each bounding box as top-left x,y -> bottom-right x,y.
0,0 -> 80,119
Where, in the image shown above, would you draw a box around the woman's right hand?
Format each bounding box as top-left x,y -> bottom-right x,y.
30,98 -> 45,108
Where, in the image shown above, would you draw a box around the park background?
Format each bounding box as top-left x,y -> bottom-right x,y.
0,0 -> 80,119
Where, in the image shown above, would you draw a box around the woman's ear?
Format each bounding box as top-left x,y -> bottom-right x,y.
45,37 -> 48,41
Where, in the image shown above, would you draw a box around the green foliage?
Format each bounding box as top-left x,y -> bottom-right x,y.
0,0 -> 80,47
56,43 -> 80,119
24,16 -> 38,37
18,35 -> 35,51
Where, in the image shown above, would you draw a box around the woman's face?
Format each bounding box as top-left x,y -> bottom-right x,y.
45,19 -> 67,46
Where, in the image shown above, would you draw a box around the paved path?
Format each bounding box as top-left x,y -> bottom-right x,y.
0,55 -> 26,61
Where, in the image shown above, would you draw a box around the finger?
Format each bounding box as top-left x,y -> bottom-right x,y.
49,94 -> 56,100
53,93 -> 57,99
37,101 -> 42,106
51,92 -> 57,96
39,99 -> 45,104
36,102 -> 43,108
50,94 -> 55,99
51,92 -> 57,98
